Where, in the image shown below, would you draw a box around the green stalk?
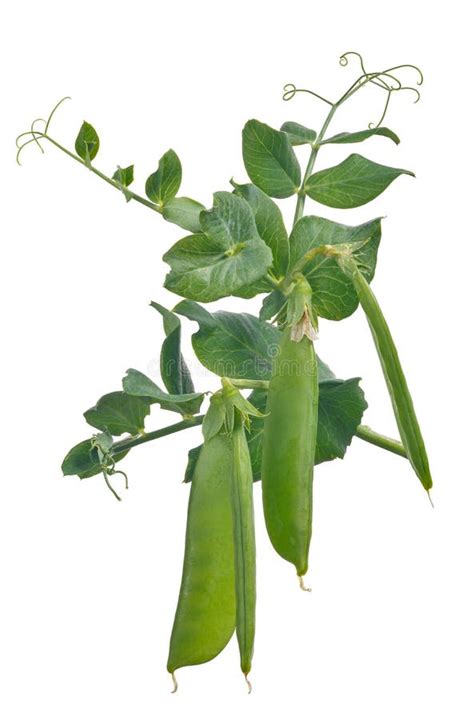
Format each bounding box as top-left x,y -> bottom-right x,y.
230,379 -> 270,390
40,135 -> 162,214
293,104 -> 338,226
108,407 -> 407,466
111,415 -> 204,456
355,425 -> 406,458
292,68 -> 402,228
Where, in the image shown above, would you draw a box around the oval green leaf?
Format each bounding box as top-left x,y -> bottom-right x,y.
150,301 -> 195,395
289,215 -> 382,320
122,369 -> 204,417
112,164 -> 134,202
162,197 -> 205,233
163,192 -> 273,302
242,119 -> 301,198
280,121 -> 317,146
75,121 -> 100,166
145,149 -> 182,206
84,391 -> 151,436
174,300 -> 334,382
305,153 -> 414,208
61,438 -> 129,478
231,181 -> 289,277
321,127 -> 400,145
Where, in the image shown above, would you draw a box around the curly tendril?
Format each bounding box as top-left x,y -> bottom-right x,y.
101,456 -> 129,502
282,83 -> 334,107
15,96 -> 71,165
339,51 -> 423,126
283,52 -> 423,130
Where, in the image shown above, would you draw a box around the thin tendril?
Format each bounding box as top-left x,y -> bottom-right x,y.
16,130 -> 44,148
30,118 -> 46,154
16,96 -> 71,164
283,83 -> 334,107
338,52 -> 423,127
384,63 -> 424,85
110,468 -> 129,490
340,52 -> 391,92
369,89 -> 392,128
102,469 -> 122,502
16,134 -> 47,165
340,51 -> 423,87
397,86 -> 421,103
44,96 -> 71,134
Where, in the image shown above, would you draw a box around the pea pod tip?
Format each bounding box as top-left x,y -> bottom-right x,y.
244,673 -> 252,694
298,575 -> 312,592
170,671 -> 178,693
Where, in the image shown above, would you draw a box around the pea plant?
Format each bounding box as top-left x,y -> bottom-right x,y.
17,51 -> 431,692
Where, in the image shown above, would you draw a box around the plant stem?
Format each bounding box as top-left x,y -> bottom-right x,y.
109,406 -> 406,463
111,415 -> 204,456
355,424 -> 407,458
292,68 -> 398,229
230,379 -> 270,390
292,103 -> 339,227
44,136 -> 163,214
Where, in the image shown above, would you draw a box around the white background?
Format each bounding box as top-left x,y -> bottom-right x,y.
2,2 -> 473,717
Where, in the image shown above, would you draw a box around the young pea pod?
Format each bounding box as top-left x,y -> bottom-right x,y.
261,277 -> 319,579
337,255 -> 432,493
167,432 -> 235,680
169,383 -> 260,690
230,410 -> 256,685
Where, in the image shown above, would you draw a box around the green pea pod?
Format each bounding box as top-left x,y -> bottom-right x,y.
230,412 -> 256,686
338,256 -> 432,493
167,433 -> 235,680
261,326 -> 319,578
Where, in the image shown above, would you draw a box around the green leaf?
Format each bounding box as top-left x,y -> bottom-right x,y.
186,378 -> 367,483
61,438 -> 128,479
289,215 -> 382,320
231,181 -> 289,276
150,301 -> 195,395
231,276 -> 274,300
75,121 -> 100,166
174,300 -> 334,382
122,369 -> 204,416
112,164 -> 134,185
305,153 -> 414,209
242,119 -> 301,198
84,391 -> 151,436
175,301 -> 279,380
163,192 -> 273,302
145,149 -> 182,206
112,164 -> 134,202
162,197 -> 205,233
280,121 -> 317,146
259,290 -> 286,321
314,379 -> 368,463
321,127 -> 400,145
